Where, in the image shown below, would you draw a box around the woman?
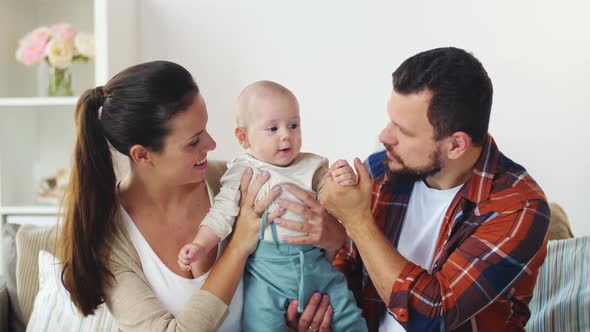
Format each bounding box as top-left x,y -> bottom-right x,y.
58,61 -> 345,331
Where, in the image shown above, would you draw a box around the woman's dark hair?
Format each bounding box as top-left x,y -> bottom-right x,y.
392,47 -> 493,145
59,61 -> 199,315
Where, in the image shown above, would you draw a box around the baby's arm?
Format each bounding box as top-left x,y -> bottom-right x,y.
178,226 -> 222,272
329,159 -> 356,186
177,163 -> 244,273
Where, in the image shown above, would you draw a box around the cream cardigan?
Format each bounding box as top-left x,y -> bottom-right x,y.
104,160 -> 231,331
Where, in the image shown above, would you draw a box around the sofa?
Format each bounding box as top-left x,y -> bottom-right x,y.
1,223 -> 58,331
0,202 -> 587,331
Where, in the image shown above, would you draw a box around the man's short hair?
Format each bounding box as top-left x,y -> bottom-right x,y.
392,47 -> 493,145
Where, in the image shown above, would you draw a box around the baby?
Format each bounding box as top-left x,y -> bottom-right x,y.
178,81 -> 367,332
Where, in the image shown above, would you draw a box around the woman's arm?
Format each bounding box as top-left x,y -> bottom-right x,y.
106,169 -> 282,332
105,258 -> 228,332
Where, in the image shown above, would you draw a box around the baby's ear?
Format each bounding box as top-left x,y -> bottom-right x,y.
234,127 -> 250,148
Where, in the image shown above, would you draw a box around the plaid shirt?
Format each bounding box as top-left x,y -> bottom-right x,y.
333,135 -> 550,331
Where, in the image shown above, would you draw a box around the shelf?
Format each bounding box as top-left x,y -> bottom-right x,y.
0,97 -> 79,107
0,205 -> 61,215
0,0 -> 137,221
4,215 -> 59,226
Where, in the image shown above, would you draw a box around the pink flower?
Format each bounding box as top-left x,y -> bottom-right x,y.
51,23 -> 77,42
15,27 -> 51,65
29,26 -> 51,42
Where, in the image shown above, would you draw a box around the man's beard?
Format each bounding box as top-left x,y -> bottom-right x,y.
383,145 -> 442,183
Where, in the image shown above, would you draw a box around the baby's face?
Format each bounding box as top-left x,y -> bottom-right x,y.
245,94 -> 302,167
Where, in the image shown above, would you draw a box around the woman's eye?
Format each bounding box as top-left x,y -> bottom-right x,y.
189,139 -> 200,146
288,123 -> 298,129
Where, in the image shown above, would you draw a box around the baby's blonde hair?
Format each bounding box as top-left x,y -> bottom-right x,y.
236,80 -> 298,127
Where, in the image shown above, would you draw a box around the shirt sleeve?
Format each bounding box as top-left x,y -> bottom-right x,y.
333,236 -> 364,303
312,158 -> 329,199
388,198 -> 550,331
200,164 -> 244,240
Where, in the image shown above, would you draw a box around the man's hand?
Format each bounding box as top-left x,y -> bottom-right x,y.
320,158 -> 373,230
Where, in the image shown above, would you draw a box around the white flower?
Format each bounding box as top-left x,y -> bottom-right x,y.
74,32 -> 95,58
46,39 -> 74,69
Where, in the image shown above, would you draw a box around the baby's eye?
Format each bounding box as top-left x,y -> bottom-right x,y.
288,123 -> 299,130
266,126 -> 278,132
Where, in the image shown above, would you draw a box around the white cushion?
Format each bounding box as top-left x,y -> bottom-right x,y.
26,250 -> 117,331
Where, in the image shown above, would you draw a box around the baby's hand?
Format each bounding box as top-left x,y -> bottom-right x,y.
177,243 -> 205,272
329,160 -> 356,186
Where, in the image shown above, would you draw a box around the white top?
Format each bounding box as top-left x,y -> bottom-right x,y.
120,183 -> 243,332
201,152 -> 328,241
380,180 -> 463,332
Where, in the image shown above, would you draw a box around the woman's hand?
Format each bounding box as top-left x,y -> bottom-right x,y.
286,293 -> 332,332
275,184 -> 346,259
228,169 -> 285,256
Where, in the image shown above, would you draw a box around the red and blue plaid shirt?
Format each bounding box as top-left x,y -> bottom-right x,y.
334,134 -> 550,331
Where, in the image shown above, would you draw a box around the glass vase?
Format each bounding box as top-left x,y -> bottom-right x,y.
48,66 -> 73,96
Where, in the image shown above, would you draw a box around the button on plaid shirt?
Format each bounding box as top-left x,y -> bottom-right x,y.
333,135 -> 550,331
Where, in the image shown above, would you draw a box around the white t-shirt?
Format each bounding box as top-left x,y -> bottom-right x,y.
120,189 -> 243,332
380,180 -> 463,332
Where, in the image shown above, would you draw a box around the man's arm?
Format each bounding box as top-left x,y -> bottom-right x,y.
386,198 -> 549,330
322,158 -> 410,304
322,158 -> 551,331
341,209 -> 408,304
331,236 -> 363,301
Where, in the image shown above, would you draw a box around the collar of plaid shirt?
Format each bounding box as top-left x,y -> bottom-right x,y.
368,134 -> 501,261
340,133 -> 550,332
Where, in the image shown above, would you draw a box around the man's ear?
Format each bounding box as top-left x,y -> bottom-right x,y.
234,127 -> 250,148
129,144 -> 153,166
446,131 -> 472,160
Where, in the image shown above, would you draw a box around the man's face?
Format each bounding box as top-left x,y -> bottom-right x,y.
378,89 -> 443,181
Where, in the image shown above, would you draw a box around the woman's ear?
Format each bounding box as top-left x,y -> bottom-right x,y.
129,144 -> 152,165
234,127 -> 250,148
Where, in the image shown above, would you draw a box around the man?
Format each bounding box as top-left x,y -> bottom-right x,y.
321,47 -> 550,331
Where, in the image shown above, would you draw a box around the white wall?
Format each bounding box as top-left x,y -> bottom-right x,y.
137,1 -> 590,235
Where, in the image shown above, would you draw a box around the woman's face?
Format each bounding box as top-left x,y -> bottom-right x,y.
150,93 -> 217,186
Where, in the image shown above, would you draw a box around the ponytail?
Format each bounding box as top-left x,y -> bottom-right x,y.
59,87 -> 118,316
57,60 -> 200,316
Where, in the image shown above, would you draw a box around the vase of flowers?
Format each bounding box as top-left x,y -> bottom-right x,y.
16,23 -> 95,96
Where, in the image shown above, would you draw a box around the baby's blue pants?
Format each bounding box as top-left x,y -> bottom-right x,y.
242,213 -> 367,332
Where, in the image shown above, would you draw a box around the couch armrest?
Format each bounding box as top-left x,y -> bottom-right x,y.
0,276 -> 9,332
